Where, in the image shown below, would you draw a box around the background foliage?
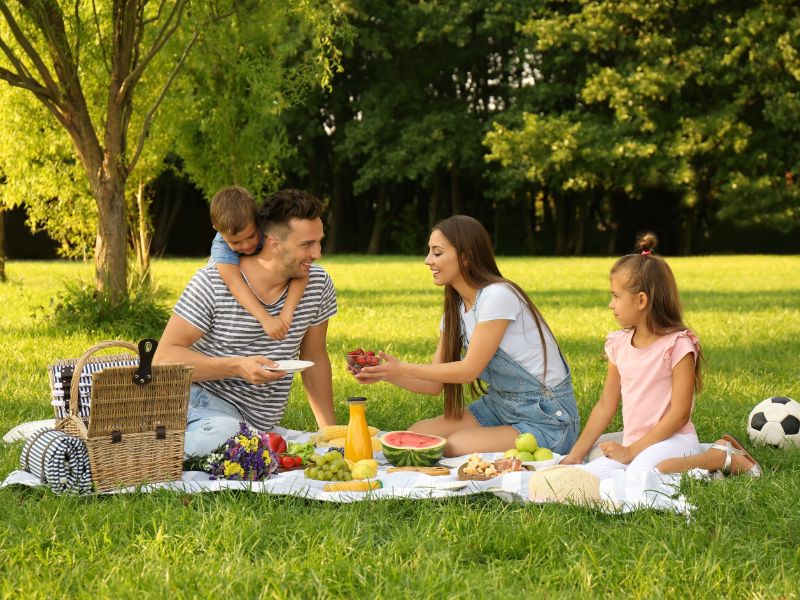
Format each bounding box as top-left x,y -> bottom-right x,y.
3,0 -> 799,269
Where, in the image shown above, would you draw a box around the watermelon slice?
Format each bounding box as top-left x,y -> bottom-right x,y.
380,431 -> 447,467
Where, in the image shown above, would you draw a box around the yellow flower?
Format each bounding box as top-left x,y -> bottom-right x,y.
262,450 -> 272,463
223,461 -> 245,478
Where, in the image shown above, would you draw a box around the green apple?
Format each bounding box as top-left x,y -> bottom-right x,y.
516,451 -> 535,462
533,447 -> 554,461
503,448 -> 520,458
515,432 -> 538,453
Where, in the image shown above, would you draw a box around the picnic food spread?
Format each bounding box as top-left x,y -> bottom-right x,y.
380,431 -> 447,466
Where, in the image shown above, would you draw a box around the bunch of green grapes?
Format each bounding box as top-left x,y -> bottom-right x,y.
304,450 -> 352,482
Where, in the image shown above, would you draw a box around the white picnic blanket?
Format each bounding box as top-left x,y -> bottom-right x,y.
2,423 -> 696,514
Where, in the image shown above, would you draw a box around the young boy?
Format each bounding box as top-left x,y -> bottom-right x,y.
209,186 -> 306,340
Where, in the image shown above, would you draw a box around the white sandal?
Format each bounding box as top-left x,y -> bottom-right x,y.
710,434 -> 762,478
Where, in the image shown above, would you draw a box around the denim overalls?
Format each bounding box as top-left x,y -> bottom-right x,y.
462,290 -> 580,455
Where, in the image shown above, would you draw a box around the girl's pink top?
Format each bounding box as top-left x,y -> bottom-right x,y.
605,328 -> 700,446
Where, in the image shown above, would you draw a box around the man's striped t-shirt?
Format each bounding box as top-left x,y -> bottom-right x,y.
172,264 -> 337,430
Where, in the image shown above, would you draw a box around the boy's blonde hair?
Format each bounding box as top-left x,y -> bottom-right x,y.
210,186 -> 257,235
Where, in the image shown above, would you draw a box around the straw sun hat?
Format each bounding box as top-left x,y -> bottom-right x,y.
528,465 -> 604,506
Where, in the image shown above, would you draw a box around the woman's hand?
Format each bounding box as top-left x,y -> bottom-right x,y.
356,351 -> 405,382
598,441 -> 633,464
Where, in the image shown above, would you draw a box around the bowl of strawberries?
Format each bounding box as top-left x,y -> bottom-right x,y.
345,348 -> 382,372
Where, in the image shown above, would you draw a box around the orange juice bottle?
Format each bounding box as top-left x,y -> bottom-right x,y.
344,397 -> 373,462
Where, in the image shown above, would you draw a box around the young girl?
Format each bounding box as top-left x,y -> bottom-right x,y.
354,215 -> 580,457
561,234 -> 761,479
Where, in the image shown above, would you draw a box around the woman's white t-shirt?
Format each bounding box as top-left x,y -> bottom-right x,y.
444,283 -> 568,388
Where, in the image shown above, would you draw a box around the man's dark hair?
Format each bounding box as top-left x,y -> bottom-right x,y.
258,189 -> 323,239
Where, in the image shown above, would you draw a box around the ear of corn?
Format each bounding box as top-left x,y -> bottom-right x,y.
316,425 -> 348,441
313,425 -> 380,444
371,436 -> 383,452
323,480 -> 383,492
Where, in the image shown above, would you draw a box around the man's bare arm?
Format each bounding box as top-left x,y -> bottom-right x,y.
299,320 -> 336,427
154,314 -> 285,385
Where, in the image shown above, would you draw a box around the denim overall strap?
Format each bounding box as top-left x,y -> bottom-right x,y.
462,288 -> 562,394
461,287 -> 580,453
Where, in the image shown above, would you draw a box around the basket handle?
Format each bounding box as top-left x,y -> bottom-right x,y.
68,340 -> 139,418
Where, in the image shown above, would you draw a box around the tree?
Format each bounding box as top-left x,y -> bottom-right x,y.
1,1 -> 348,298
485,0 -> 800,254
171,0 -> 348,198
0,1 -> 233,303
282,0 -> 536,253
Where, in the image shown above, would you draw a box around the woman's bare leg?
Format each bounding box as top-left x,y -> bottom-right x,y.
656,438 -> 757,475
409,412 -> 518,456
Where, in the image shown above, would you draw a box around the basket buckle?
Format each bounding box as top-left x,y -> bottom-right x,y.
133,338 -> 158,386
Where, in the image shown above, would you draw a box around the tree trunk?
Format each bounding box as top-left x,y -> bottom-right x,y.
94,177 -> 128,304
0,208 -> 6,282
518,193 -> 535,254
367,183 -> 387,255
325,165 -> 343,254
679,208 -> 694,256
449,164 -> 463,215
131,179 -> 151,284
574,194 -> 589,255
554,196 -> 572,255
429,170 -> 442,230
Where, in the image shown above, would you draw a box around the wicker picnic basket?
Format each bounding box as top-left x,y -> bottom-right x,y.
55,339 -> 193,492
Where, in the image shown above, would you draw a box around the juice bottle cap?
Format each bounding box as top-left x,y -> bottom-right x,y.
347,396 -> 367,404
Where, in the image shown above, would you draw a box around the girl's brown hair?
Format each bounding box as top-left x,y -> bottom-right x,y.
434,215 -> 557,417
611,233 -> 704,392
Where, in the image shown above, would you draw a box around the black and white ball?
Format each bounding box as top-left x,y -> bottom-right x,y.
747,396 -> 800,448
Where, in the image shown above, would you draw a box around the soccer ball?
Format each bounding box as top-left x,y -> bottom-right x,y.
747,396 -> 800,448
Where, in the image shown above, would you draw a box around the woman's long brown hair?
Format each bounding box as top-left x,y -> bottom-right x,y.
611,233 -> 704,392
435,215 -> 555,418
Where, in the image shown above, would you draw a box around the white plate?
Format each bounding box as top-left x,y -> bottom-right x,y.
437,453 -> 500,468
521,453 -> 563,470
263,360 -> 315,373
438,452 -> 563,470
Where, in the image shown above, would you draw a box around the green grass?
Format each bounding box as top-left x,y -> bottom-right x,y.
1,255 -> 799,599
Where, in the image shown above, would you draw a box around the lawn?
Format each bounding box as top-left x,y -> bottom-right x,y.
1,255 -> 799,599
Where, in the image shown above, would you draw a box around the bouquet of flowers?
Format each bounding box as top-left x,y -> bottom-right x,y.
206,422 -> 279,481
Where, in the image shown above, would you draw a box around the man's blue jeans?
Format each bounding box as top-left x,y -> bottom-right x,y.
184,385 -> 244,458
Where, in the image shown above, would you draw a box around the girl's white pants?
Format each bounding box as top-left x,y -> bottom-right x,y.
578,432 -> 702,480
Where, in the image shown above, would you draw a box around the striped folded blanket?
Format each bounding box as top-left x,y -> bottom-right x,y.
49,358 -> 138,423
20,428 -> 92,494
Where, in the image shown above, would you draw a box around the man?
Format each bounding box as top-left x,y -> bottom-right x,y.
154,188 -> 337,457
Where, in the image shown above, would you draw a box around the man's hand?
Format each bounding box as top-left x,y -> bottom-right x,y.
236,355 -> 286,384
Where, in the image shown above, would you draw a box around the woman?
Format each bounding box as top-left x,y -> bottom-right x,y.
353,215 -> 580,457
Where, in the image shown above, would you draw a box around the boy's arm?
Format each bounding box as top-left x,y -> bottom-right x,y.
154,313 -> 285,384
278,276 -> 308,325
217,263 -> 281,332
